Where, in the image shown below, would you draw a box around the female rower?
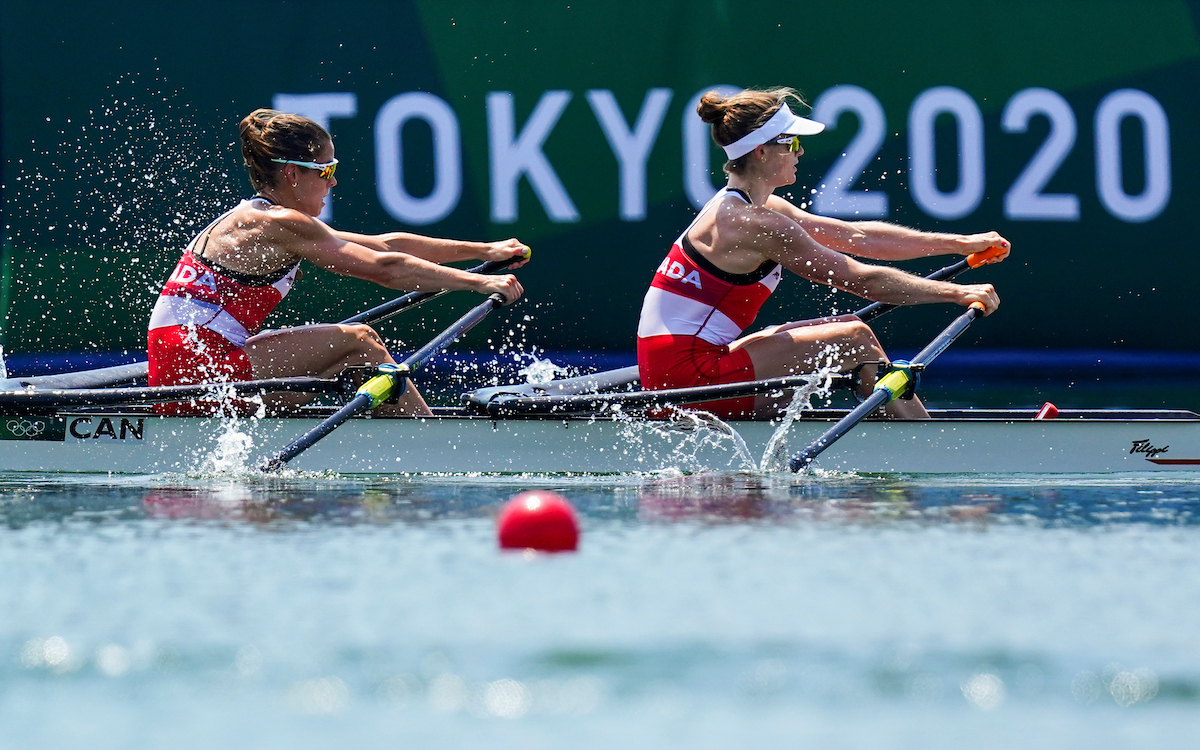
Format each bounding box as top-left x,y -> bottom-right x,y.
148,108 -> 527,415
636,87 -> 1008,419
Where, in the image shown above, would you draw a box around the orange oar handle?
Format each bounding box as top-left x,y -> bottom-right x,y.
966,245 -> 1007,267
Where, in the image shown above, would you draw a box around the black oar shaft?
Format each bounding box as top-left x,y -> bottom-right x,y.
260,393 -> 373,471
789,390 -> 891,470
853,259 -> 969,323
789,304 -> 985,472
401,295 -> 501,368
853,245 -> 1004,323
339,258 -> 519,326
483,373 -> 853,416
0,376 -> 340,408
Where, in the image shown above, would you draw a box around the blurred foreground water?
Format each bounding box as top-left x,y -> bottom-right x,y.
2,470 -> 1199,749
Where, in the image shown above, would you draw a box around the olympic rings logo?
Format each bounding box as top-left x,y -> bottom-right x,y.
6,418 -> 47,438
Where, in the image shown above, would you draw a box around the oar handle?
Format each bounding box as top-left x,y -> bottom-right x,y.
965,245 -> 1007,267
340,254 -> 526,326
854,246 -> 1004,324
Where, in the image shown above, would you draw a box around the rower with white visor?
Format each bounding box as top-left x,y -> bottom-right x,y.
636,86 -> 1009,419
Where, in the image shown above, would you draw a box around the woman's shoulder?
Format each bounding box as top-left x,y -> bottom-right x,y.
228,199 -> 327,241
713,193 -> 794,236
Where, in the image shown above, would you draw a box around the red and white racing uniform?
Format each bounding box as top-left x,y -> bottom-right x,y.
636,187 -> 782,417
147,197 -> 299,411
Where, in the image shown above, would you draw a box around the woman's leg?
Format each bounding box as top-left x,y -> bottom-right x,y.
731,318 -> 928,419
244,324 -> 430,416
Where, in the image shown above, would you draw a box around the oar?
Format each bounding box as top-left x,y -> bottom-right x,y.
340,251 -> 529,326
259,293 -> 507,472
854,245 -> 1005,323
0,376 -> 342,409
789,301 -> 987,472
477,372 -> 855,416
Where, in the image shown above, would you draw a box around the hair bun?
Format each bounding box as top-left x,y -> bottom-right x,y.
696,91 -> 729,125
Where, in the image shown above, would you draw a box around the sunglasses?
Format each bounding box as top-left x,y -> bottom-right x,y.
270,157 -> 339,180
773,135 -> 801,153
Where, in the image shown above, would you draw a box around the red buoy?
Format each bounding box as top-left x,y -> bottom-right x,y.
498,491 -> 579,552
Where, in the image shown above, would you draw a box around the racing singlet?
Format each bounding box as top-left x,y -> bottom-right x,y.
147,196 -> 300,347
636,187 -> 782,349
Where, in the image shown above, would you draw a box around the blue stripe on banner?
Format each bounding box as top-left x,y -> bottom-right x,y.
2,349 -> 1197,380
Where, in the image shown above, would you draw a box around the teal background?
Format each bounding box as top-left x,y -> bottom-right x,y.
2,0 -> 1198,362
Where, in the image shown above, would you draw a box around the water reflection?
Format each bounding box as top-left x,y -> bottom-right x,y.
638,473 -> 1001,524
0,472 -> 1198,528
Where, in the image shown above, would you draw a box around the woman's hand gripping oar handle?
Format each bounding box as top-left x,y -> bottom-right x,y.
259,293 -> 507,472
339,248 -> 530,326
789,302 -> 987,472
853,245 -> 1006,324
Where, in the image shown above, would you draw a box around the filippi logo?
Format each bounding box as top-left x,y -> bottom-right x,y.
1130,439 -> 1169,458
69,417 -> 145,440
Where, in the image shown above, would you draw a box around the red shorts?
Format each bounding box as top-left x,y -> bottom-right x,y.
148,325 -> 255,415
636,335 -> 757,419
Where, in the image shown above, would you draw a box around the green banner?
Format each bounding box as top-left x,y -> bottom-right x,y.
2,0 -> 1199,356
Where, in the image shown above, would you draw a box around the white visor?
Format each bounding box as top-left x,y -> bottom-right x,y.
721,105 -> 825,160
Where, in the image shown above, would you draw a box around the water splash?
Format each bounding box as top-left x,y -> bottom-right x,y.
609,405 -> 757,473
5,71 -> 235,353
760,367 -> 840,472
196,415 -> 258,475
759,344 -> 851,473
518,355 -> 569,384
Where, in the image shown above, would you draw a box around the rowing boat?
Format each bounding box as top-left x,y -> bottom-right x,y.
3,252 -> 1195,476
2,401 -> 1198,475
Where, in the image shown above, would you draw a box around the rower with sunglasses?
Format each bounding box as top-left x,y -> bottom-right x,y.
148,108 -> 528,416
636,87 -> 1009,419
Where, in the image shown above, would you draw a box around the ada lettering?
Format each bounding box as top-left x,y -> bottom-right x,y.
656,258 -> 702,289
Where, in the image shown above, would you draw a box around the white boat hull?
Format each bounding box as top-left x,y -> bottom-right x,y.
2,409 -> 1199,474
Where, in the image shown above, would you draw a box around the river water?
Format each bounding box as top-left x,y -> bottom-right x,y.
2,468 -> 1199,749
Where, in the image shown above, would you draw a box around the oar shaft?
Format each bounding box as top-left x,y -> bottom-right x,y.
400,295 -> 503,369
789,390 -> 891,471
789,303 -> 985,472
853,259 -> 968,323
912,305 -> 983,363
259,293 -> 507,471
483,372 -> 852,416
0,376 -> 341,408
853,245 -> 1004,323
340,258 -> 519,326
260,393 -> 373,472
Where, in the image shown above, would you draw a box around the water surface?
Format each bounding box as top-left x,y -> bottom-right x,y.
3,470 -> 1199,749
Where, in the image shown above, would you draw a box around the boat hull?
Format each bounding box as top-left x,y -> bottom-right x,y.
2,409 -> 1199,474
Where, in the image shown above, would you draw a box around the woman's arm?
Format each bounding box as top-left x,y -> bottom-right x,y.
332,230 -> 530,268
270,212 -> 525,302
743,208 -> 1000,314
764,195 -> 1009,263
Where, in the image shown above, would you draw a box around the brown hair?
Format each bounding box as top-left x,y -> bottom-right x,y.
238,109 -> 331,191
696,87 -> 806,174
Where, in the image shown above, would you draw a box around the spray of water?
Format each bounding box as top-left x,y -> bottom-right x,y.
597,404 -> 756,473
759,342 -> 852,472
4,71 -> 236,354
